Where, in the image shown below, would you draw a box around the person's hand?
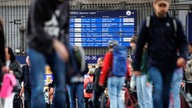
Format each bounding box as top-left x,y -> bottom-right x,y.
19,94 -> 22,97
146,82 -> 152,87
53,39 -> 69,62
177,57 -> 186,68
1,66 -> 9,73
99,82 -> 104,87
181,82 -> 185,88
134,71 -> 141,77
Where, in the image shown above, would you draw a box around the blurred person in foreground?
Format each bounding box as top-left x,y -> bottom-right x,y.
26,0 -> 70,107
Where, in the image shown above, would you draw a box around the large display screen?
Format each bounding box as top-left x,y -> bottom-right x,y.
70,10 -> 136,47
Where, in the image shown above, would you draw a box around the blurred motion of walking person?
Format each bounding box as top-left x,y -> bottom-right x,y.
132,0 -> 188,108
26,0 -> 70,108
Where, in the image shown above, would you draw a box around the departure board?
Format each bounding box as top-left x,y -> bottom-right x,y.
69,10 -> 136,47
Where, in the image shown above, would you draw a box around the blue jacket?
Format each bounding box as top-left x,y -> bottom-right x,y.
133,14 -> 188,72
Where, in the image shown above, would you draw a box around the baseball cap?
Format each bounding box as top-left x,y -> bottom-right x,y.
108,40 -> 119,47
154,0 -> 170,5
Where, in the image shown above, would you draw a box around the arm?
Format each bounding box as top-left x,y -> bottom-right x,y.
99,52 -> 112,85
176,19 -> 188,60
93,68 -> 98,82
83,77 -> 89,89
132,20 -> 148,72
81,62 -> 88,76
19,86 -> 24,97
21,65 -> 26,83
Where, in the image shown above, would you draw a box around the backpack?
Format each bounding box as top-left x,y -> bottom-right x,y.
13,93 -> 23,108
85,77 -> 94,93
112,46 -> 128,77
66,46 -> 86,84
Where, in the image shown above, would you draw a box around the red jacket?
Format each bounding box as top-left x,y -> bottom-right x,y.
99,51 -> 130,85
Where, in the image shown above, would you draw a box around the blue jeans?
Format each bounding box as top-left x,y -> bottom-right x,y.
28,48 -> 66,108
148,67 -> 173,108
169,68 -> 183,108
107,76 -> 125,108
67,83 -> 84,108
136,74 -> 153,108
24,88 -> 31,108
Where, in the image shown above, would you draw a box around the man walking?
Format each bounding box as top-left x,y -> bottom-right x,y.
99,40 -> 129,108
132,0 -> 188,108
26,0 -> 69,108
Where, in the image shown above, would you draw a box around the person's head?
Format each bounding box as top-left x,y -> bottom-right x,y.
188,43 -> 192,54
87,70 -> 94,76
5,47 -> 15,62
153,0 -> 170,17
130,36 -> 137,50
26,56 -> 30,66
97,57 -> 104,67
108,40 -> 119,50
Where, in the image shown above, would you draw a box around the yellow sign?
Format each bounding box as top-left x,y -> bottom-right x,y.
45,66 -> 52,74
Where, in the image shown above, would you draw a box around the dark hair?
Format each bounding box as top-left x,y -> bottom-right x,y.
92,65 -> 96,68
130,36 -> 137,44
189,42 -> 192,46
7,47 -> 16,62
98,57 -> 104,61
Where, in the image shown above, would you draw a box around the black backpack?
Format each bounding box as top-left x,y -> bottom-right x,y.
85,77 -> 93,93
13,93 -> 23,108
146,16 -> 178,37
66,46 -> 86,84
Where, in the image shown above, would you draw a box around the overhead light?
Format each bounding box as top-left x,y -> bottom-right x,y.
15,48 -> 21,54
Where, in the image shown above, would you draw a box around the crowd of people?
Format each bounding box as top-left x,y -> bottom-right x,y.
0,0 -> 192,108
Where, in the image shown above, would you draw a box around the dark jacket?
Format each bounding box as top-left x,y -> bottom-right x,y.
93,67 -> 102,91
26,0 -> 69,55
22,65 -> 31,88
0,23 -> 5,66
9,60 -> 22,91
133,14 -> 188,72
9,60 -> 23,83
